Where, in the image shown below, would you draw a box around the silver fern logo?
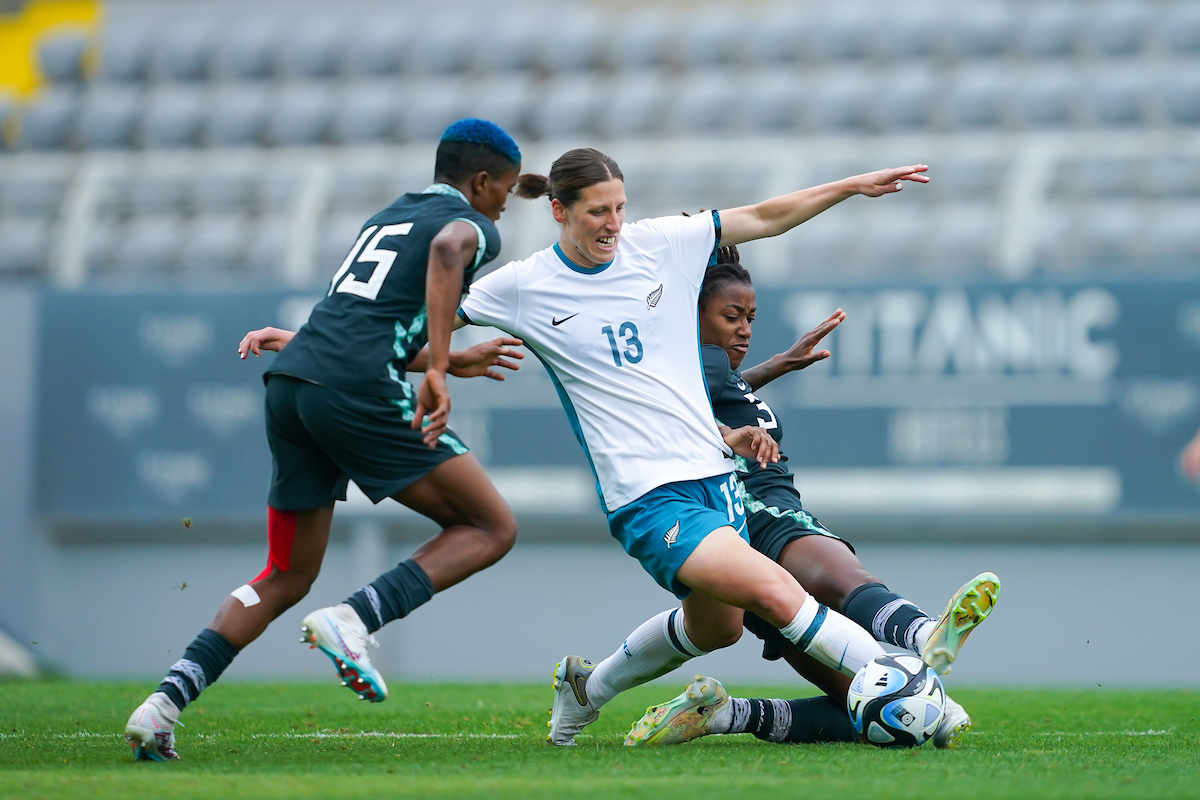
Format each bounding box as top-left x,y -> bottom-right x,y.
663,520 -> 680,548
647,284 -> 663,309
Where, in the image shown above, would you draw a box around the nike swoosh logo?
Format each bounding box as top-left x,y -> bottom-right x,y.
837,643 -> 849,672
552,313 -> 579,326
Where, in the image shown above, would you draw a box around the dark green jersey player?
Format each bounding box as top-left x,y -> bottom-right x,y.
125,120 -> 531,762
674,246 -> 997,749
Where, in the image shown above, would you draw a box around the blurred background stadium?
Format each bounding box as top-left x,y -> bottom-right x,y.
1,0 -> 1198,686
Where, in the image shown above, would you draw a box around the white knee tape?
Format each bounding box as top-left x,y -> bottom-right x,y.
231,584 -> 261,607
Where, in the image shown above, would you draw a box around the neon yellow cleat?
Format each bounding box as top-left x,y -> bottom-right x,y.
921,572 -> 1001,676
625,675 -> 729,746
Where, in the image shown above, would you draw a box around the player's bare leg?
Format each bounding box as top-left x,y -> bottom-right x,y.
126,505 -> 333,760
304,453 -> 516,702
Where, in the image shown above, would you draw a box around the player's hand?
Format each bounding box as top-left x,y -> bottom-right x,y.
854,165 -> 929,197
781,308 -> 844,372
723,425 -> 779,469
238,327 -> 295,359
1182,432 -> 1200,481
448,337 -> 525,380
413,368 -> 451,448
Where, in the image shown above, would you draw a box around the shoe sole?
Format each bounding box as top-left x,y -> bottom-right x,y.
625,675 -> 726,747
935,715 -> 973,750
301,614 -> 388,703
922,572 -> 1000,676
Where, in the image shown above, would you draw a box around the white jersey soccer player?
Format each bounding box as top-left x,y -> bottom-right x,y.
456,147 -> 933,745
460,212 -> 730,512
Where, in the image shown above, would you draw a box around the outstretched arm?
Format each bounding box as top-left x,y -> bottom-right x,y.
407,336 -> 525,381
1183,425 -> 1200,481
740,309 -> 844,391
414,220 -> 480,447
238,326 -> 295,359
719,165 -> 929,247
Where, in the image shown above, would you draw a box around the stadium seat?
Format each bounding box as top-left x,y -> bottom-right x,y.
467,74 -> 537,141
204,83 -> 271,146
805,68 -> 873,133
396,78 -> 473,141
610,10 -> 673,70
211,16 -> 280,80
1009,65 -> 1080,128
125,176 -> 189,215
342,13 -> 411,76
944,3 -> 1019,59
1014,2 -> 1080,59
1072,202 -> 1144,269
265,83 -> 336,146
870,65 -> 940,132
140,86 -> 207,148
1162,73 -> 1200,125
735,71 -> 807,133
331,80 -> 405,144
471,10 -> 543,73
95,18 -> 154,83
189,174 -> 256,213
1083,1 -> 1151,57
1143,205 -> 1200,267
0,217 -> 50,274
146,16 -> 217,82
536,7 -> 607,73
276,15 -> 348,79
594,70 -> 670,138
664,70 -> 741,136
244,214 -> 289,277
1050,157 -> 1141,201
942,66 -> 1010,130
0,176 -> 67,217
406,13 -> 473,74
528,74 -> 604,140
112,213 -> 186,274
180,213 -> 250,276
675,7 -> 746,69
15,86 -> 77,149
1155,6 -> 1200,56
803,7 -> 876,64
925,205 -> 995,274
74,85 -> 142,149
256,172 -> 300,215
1084,66 -> 1151,127
38,33 -> 89,84
870,2 -> 944,61
742,6 -> 807,66
1139,157 -> 1200,198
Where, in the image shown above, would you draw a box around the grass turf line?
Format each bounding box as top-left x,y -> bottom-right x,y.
0,681 -> 1197,800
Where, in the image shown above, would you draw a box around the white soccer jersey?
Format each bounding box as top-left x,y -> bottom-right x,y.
460,212 -> 733,512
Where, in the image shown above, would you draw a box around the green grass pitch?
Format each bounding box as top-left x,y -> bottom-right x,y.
2,681 -> 1197,799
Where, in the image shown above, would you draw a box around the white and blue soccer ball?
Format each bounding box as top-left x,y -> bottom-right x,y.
847,654 -> 945,748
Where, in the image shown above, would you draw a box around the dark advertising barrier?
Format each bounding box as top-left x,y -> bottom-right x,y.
36,279 -> 1200,528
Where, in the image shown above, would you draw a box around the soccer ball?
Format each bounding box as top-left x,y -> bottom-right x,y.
847,654 -> 945,747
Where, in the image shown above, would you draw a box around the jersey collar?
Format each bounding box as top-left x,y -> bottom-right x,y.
422,183 -> 470,205
553,243 -> 614,274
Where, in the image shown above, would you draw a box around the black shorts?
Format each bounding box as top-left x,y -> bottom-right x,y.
741,484 -> 854,661
265,374 -> 468,511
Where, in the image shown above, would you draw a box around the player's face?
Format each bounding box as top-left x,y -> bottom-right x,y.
699,281 -> 755,370
472,167 -> 521,222
553,178 -> 626,267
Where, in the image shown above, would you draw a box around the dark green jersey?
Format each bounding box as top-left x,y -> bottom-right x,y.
268,185 -> 501,398
701,344 -> 800,505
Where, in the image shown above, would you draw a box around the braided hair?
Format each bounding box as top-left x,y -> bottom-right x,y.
699,245 -> 753,311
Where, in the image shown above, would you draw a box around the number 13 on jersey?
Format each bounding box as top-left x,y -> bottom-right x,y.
601,322 -> 643,367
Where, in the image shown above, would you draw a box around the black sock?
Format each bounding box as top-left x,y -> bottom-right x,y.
344,559 -> 434,634
733,696 -> 857,743
156,628 -> 239,710
842,582 -> 933,652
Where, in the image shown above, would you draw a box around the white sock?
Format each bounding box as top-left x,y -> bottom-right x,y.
778,595 -> 887,677
911,618 -> 937,653
588,608 -> 705,708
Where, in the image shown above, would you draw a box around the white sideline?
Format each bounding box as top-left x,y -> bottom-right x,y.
0,731 -> 521,739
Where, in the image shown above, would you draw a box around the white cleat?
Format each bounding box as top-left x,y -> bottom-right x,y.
922,572 -> 1001,676
547,655 -> 598,746
124,692 -> 181,761
933,695 -> 972,749
301,604 -> 388,702
625,675 -> 730,746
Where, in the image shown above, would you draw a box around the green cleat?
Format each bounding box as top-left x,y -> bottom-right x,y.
625,675 -> 729,746
921,572 -> 1001,676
